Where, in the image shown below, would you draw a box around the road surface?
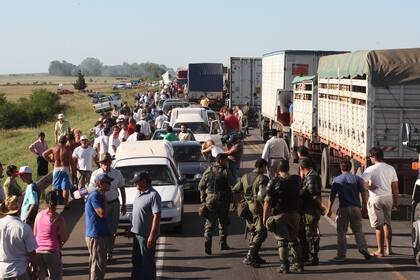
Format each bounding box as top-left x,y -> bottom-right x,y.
60,128 -> 419,279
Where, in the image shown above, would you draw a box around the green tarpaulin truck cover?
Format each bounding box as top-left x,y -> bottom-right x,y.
318,48 -> 420,86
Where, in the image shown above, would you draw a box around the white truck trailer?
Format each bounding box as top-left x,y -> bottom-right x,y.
261,50 -> 344,141
295,48 -> 420,195
229,57 -> 262,110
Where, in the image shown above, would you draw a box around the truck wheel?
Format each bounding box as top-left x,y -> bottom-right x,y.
321,148 -> 330,189
416,251 -> 420,266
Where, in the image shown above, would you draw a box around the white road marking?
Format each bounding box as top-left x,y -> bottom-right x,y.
156,236 -> 166,279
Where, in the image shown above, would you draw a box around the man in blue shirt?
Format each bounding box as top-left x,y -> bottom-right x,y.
85,173 -> 112,280
130,171 -> 161,280
17,166 -> 39,227
326,159 -> 371,262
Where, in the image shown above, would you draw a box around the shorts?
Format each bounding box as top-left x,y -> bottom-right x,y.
367,195 -> 393,228
53,167 -> 72,191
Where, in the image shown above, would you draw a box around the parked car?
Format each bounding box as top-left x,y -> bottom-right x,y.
57,88 -> 74,95
151,128 -> 195,141
93,94 -> 121,113
171,141 -> 209,192
114,141 -> 185,232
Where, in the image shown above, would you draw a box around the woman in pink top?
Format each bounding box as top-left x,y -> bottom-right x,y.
34,191 -> 68,280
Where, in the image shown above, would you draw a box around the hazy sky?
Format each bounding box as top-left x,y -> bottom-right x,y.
1,0 -> 419,74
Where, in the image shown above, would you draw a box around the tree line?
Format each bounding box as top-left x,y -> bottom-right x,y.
48,57 -> 168,80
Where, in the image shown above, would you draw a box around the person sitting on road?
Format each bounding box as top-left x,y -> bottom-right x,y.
34,191 -> 68,280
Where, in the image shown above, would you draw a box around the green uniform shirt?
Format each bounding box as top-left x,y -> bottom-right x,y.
233,170 -> 269,202
198,164 -> 235,203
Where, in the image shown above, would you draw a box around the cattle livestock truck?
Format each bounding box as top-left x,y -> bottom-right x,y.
260,50 -> 345,142
187,63 -> 224,110
291,48 -> 420,203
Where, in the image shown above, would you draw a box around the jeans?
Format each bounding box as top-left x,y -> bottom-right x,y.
132,235 -> 156,280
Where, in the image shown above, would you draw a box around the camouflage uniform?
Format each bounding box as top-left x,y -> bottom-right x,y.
199,163 -> 235,254
265,174 -> 303,273
299,169 -> 322,265
233,170 -> 269,267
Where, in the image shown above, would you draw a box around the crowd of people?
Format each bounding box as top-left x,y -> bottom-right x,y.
0,85 -> 402,279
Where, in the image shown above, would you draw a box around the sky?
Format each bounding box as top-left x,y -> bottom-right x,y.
1,0 -> 419,74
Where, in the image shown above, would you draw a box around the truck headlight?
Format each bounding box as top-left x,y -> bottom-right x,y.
162,201 -> 174,209
194,173 -> 202,180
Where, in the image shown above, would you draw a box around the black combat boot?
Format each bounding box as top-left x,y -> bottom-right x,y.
205,238 -> 212,255
243,246 -> 260,268
219,236 -> 230,250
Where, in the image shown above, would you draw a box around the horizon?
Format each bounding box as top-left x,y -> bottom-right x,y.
1,0 -> 419,75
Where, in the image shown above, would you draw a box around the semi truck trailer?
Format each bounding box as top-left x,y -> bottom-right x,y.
291,48 -> 420,196
260,50 -> 345,141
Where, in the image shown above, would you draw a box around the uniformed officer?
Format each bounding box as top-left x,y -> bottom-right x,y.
263,159 -> 303,273
261,129 -> 290,179
199,153 -> 236,255
233,159 -> 269,268
298,157 -> 324,265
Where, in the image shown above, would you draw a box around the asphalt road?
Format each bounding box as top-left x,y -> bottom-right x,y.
61,128 -> 419,279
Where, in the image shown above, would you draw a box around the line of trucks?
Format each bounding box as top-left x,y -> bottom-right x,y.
182,48 -> 420,207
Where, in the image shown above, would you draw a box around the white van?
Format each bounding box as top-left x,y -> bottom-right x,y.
113,140 -> 184,231
170,107 -> 223,146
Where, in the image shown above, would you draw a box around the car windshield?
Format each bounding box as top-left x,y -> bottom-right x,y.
173,146 -> 206,162
116,165 -> 175,186
175,122 -> 209,134
163,103 -> 189,113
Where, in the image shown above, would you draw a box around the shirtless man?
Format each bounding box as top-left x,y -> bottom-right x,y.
43,135 -> 74,208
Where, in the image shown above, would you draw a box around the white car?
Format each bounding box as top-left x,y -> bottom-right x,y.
93,95 -> 121,113
113,141 -> 184,232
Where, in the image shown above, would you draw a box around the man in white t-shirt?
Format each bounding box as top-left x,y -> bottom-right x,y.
109,126 -> 121,156
72,135 -> 97,189
361,147 -> 399,257
119,122 -> 129,142
137,114 -> 151,139
95,127 -> 115,158
154,110 -> 167,130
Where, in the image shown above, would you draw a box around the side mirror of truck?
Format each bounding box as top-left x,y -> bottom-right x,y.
401,123 -> 412,146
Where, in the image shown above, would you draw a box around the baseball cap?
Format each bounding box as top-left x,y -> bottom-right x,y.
16,166 -> 32,175
58,113 -> 64,119
80,135 -> 88,141
96,173 -> 114,184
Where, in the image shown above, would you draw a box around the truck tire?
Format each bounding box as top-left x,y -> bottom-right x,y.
321,147 -> 330,189
416,251 -> 420,266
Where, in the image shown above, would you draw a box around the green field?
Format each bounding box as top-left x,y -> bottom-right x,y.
0,75 -> 150,188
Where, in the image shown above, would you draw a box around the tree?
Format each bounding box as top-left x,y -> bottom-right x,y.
48,60 -> 78,76
73,70 -> 87,91
80,57 -> 103,76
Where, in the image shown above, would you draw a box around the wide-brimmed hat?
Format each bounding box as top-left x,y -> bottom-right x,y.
0,195 -> 20,215
98,153 -> 113,163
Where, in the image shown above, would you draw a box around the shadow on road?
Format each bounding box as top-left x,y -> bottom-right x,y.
59,199 -> 85,237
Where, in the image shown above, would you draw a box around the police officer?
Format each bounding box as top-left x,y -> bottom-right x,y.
263,159 -> 303,273
233,159 -> 269,268
199,153 -> 236,255
298,157 -> 324,265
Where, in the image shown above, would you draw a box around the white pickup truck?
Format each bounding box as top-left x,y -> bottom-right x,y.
93,94 -> 121,113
